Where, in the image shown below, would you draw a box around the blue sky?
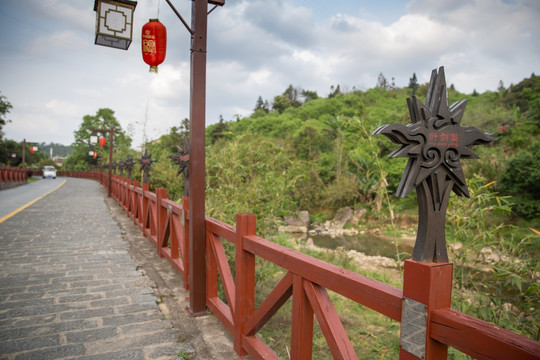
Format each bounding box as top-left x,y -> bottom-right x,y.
1,0 -> 539,147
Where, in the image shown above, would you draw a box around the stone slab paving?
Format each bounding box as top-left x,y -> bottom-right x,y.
0,178 -> 199,360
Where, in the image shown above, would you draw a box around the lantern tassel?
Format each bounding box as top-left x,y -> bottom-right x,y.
149,65 -> 158,73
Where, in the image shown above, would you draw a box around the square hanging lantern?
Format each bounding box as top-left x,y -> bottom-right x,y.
89,150 -> 95,157
94,0 -> 137,50
90,135 -> 98,145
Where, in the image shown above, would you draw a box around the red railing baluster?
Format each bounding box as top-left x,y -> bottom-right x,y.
291,274 -> 314,360
234,214 -> 256,357
156,188 -> 168,258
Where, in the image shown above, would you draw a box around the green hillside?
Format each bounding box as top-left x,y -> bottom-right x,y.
65,75 -> 540,352
145,75 -> 540,231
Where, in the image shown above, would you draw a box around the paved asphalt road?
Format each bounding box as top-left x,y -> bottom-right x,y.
0,178 -> 66,222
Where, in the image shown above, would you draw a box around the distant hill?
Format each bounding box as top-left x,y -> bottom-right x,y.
39,142 -> 73,158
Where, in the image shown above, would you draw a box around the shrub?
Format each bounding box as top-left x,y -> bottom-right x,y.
498,140 -> 540,219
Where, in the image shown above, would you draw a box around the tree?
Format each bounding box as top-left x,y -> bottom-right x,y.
328,85 -> 341,98
376,72 -> 389,90
272,85 -> 302,113
408,73 -> 419,95
254,96 -> 264,111
497,80 -> 505,94
254,96 -> 269,113
208,115 -> 229,144
284,85 -> 300,105
301,90 -> 319,102
323,115 -> 348,179
0,92 -> 13,140
65,108 -> 133,170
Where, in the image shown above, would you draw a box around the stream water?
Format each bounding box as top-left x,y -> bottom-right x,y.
294,232 -> 414,259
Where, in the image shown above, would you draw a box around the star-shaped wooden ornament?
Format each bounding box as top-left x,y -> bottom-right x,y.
137,149 -> 156,184
373,67 -> 495,262
168,137 -> 190,196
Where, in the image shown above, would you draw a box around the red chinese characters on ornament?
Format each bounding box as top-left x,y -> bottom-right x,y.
428,130 -> 459,148
142,19 -> 166,73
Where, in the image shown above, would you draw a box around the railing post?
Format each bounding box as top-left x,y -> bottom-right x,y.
124,178 -> 132,211
183,196 -> 190,291
156,187 -> 168,258
132,180 -> 139,222
141,182 -> 150,231
291,274 -> 314,360
399,259 -> 453,360
234,213 -> 256,357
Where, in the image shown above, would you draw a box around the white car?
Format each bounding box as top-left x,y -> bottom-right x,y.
42,166 -> 57,179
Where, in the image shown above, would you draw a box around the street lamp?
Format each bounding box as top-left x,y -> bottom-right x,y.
94,0 -> 137,50
162,0 -> 224,316
21,139 -> 39,168
90,126 -> 115,197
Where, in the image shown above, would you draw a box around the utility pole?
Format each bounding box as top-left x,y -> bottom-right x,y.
21,139 -> 39,168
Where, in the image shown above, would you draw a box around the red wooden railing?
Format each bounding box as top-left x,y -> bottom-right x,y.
0,166 -> 28,183
63,172 -> 540,360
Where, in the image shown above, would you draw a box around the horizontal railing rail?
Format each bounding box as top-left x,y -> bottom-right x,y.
64,171 -> 540,360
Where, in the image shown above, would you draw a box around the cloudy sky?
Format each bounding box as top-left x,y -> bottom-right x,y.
1,0 -> 539,148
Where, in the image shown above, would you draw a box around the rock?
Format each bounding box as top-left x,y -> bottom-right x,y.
284,211 -> 310,227
449,242 -> 463,254
333,207 -> 353,229
479,246 -> 503,263
480,247 -> 493,256
351,207 -> 367,225
278,225 -> 308,233
342,228 -> 359,236
346,249 -> 397,270
305,238 -> 314,248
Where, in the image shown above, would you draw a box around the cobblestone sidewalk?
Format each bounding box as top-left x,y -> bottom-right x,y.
0,179 -> 196,360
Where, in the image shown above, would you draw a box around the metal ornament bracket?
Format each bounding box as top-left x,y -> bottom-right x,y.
118,159 -> 125,177
138,148 -> 156,184
168,137 -> 190,196
124,155 -> 134,179
373,66 -> 494,262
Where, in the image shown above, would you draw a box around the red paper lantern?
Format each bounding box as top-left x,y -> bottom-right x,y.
142,19 -> 166,73
99,137 -> 106,147
29,147 -> 34,154
93,151 -> 98,159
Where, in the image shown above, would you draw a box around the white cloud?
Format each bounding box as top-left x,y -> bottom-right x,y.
45,99 -> 79,117
149,63 -> 186,99
28,31 -> 90,54
1,0 -> 539,146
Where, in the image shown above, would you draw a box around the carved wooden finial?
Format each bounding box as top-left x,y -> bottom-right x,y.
373,67 -> 494,262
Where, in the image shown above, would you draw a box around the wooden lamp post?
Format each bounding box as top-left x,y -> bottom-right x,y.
162,0 -> 225,316
90,126 -> 115,197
